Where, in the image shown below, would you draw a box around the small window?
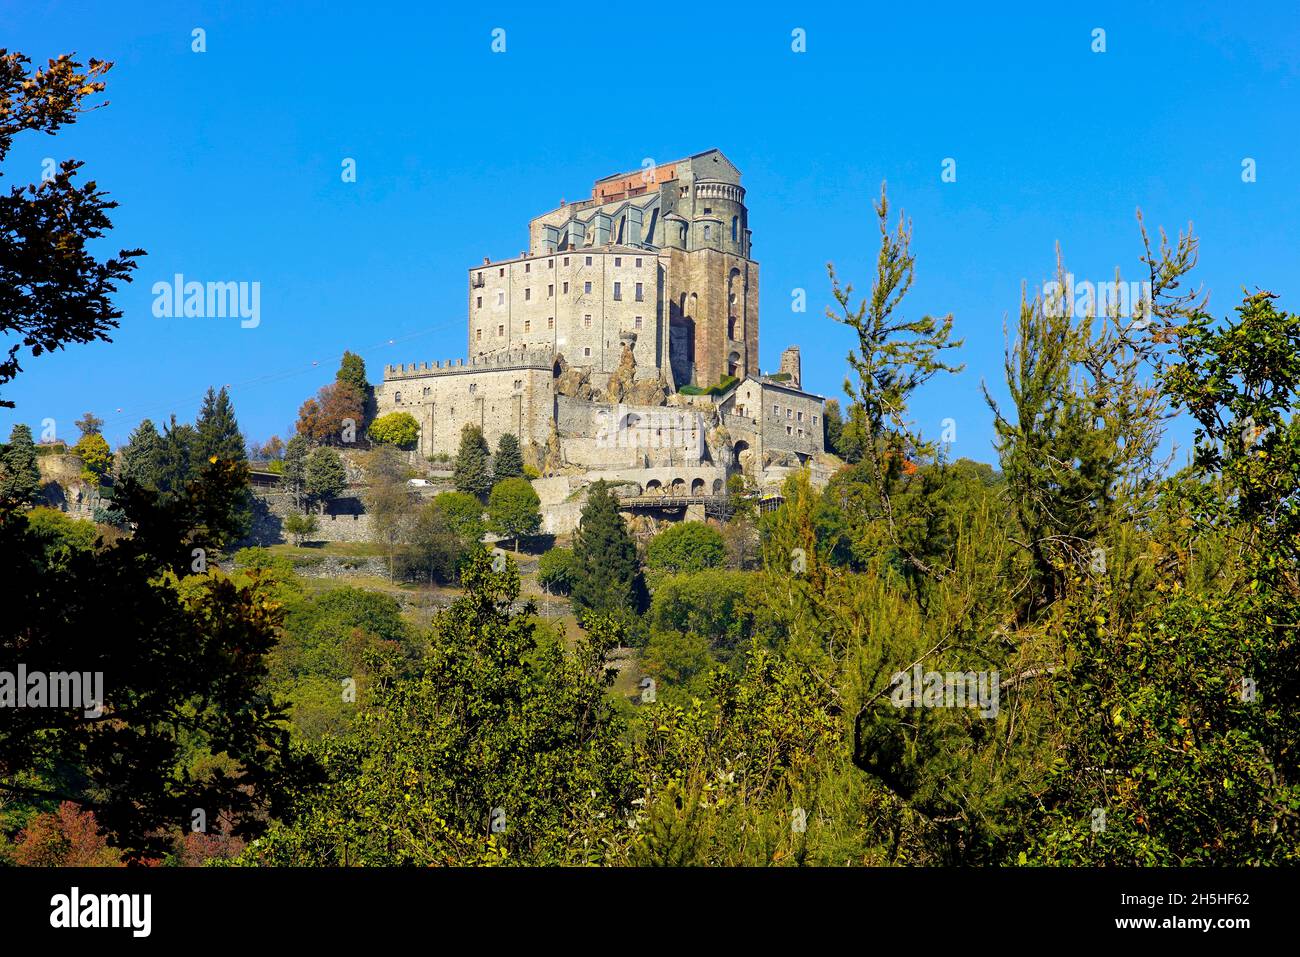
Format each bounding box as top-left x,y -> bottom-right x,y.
525,262 -> 531,273
584,281 -> 592,293
563,281 -> 569,294
797,411 -> 803,422
547,317 -> 554,329
548,259 -> 554,268
585,255 -> 592,266
476,329 -> 482,342
583,347 -> 591,357
614,257 -> 621,267
469,383 -> 477,394
635,257 -> 642,268
813,414 -> 819,425
634,316 -> 643,329
497,292 -> 504,305
584,315 -> 592,328
499,267 -> 505,277
786,408 -> 792,419
786,425 -> 793,435
613,282 -> 622,301
547,284 -> 554,297
703,225 -> 711,240
524,288 -> 531,301
514,379 -> 522,390
497,324 -> 504,336
704,207 -> 712,215
476,296 -> 482,308
798,428 -> 804,438
524,320 -> 531,332
635,282 -> 643,302
564,256 -> 570,266
477,271 -> 484,282
395,392 -> 401,403
773,404 -> 779,416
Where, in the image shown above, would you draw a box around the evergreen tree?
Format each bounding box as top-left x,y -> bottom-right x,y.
570,480 -> 646,618
453,424 -> 493,501
336,350 -> 369,396
305,447 -> 347,512
193,386 -> 246,467
487,476 -> 540,550
493,432 -> 524,482
0,423 -> 42,504
118,418 -> 162,489
157,414 -> 196,495
282,434 -> 310,507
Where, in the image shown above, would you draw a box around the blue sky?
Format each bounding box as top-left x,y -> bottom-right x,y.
3,1 -> 1297,464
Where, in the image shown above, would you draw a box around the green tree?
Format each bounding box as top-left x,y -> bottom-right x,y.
283,511 -> 318,546
304,447 -> 347,512
362,446 -> 414,580
72,432 -> 111,484
433,490 -> 486,543
0,423 -> 42,504
646,521 -> 725,573
493,432 -> 524,482
570,480 -> 646,619
367,411 -> 419,449
537,546 -> 578,595
281,433 -> 310,507
193,385 -> 246,466
487,477 -> 541,551
822,398 -> 844,457
157,414 -> 196,495
118,418 -> 162,489
336,350 -> 369,397
398,499 -> 477,585
242,550 -> 635,865
453,424 -> 493,501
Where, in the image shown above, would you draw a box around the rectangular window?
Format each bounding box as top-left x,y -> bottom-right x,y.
476,296 -> 482,308
773,404 -> 780,416
524,320 -> 531,332
613,282 -> 622,300
524,288 -> 531,301
563,256 -> 570,266
583,347 -> 591,357
476,329 -> 482,342
585,256 -> 593,266
635,282 -> 643,302
786,408 -> 793,419
584,281 -> 592,293
525,262 -> 531,273
497,324 -> 504,336
614,257 -> 621,267
548,259 -> 554,268
584,315 -> 592,328
499,267 -> 505,277
635,257 -> 642,268
563,281 -> 570,294
547,284 -> 554,297
497,292 -> 505,305
797,411 -> 803,422
548,317 -> 554,329
634,316 -> 643,329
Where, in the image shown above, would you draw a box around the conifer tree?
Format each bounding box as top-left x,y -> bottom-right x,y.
0,423 -> 42,504
118,418 -> 162,489
493,432 -> 524,482
157,414 -> 197,495
453,424 -> 493,501
570,480 -> 646,617
282,433 -> 310,507
193,386 -> 246,467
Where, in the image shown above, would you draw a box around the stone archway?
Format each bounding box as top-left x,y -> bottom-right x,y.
691,478 -> 705,496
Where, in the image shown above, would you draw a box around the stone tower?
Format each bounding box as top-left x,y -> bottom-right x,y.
779,345 -> 801,388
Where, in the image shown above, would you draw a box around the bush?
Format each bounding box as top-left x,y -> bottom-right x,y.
537,546 -> 578,594
646,521 -> 725,573
368,412 -> 420,449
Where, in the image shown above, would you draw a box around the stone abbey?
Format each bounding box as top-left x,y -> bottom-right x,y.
375,149 -> 830,518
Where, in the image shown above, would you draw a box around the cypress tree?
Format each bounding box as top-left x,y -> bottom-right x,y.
157,414 -> 196,495
0,423 -> 43,504
570,480 -> 646,617
493,432 -> 524,482
453,424 -> 493,501
119,418 -> 162,489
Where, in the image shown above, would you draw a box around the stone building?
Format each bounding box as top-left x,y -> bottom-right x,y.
375,150 -> 829,518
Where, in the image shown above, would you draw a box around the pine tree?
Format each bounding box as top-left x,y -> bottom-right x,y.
493,432 -> 524,481
305,446 -> 347,512
337,351 -> 368,395
570,480 -> 646,617
0,423 -> 42,504
73,411 -> 104,438
118,418 -> 162,489
453,424 -> 493,501
193,386 -> 246,467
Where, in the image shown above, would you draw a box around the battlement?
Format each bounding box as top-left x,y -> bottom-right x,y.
383,347 -> 555,380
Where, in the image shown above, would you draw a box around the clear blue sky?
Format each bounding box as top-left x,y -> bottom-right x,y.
3,1 -> 1297,464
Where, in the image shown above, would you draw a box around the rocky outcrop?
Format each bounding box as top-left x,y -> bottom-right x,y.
553,353 -> 594,400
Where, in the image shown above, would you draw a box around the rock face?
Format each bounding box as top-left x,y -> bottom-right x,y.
541,424 -> 565,476
603,342 -> 668,406
553,353 -> 594,400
